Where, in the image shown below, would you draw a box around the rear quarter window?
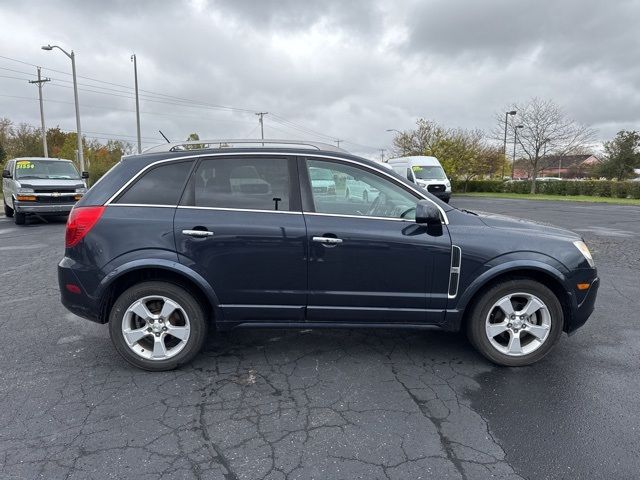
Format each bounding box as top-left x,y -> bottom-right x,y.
115,160 -> 194,205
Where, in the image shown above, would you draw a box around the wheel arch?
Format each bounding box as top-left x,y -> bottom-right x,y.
96,261 -> 222,324
452,262 -> 574,333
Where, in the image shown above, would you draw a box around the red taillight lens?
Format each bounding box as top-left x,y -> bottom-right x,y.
65,206 -> 105,248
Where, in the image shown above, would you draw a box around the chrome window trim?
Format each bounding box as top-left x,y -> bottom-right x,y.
304,211 -> 415,223
177,205 -> 302,215
103,151 -> 449,224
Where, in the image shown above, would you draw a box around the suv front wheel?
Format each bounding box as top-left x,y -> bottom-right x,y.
467,279 -> 564,367
108,281 -> 208,371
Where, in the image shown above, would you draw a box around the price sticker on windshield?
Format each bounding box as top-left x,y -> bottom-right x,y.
16,161 -> 35,169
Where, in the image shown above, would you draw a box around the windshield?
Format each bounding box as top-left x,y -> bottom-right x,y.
15,159 -> 80,180
412,165 -> 447,180
309,168 -> 334,181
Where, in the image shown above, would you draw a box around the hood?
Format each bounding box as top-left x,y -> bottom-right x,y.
17,179 -> 85,189
476,212 -> 580,240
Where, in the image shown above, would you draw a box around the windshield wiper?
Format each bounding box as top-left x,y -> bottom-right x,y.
459,208 -> 478,216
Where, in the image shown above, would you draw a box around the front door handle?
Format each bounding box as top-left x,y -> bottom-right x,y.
182,229 -> 214,238
312,236 -> 343,245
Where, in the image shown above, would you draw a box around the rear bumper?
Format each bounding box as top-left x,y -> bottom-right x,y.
58,256 -> 103,323
15,200 -> 75,215
566,276 -> 599,334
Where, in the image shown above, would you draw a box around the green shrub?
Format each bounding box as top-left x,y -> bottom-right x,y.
453,179 -> 640,199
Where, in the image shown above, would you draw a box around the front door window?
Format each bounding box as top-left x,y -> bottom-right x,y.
305,159 -> 419,220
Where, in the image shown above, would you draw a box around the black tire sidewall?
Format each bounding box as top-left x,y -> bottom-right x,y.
4,200 -> 14,217
467,279 -> 564,367
108,281 -> 208,371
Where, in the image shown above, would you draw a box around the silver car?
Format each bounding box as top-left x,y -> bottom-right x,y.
2,157 -> 88,225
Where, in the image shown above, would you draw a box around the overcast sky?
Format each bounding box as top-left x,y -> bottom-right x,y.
1,0 -> 638,158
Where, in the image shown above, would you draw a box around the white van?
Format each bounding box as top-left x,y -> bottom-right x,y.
386,156 -> 451,202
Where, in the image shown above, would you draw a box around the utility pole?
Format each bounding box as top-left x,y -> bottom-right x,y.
29,67 -> 50,157
255,112 -> 268,146
379,148 -> 386,162
335,139 -> 343,148
131,54 -> 142,154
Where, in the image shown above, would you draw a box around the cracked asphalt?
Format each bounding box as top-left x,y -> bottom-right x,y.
0,197 -> 638,480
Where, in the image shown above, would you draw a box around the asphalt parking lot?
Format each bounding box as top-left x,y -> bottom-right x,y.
1,198 -> 638,480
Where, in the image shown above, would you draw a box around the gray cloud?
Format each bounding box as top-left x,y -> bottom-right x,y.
0,0 -> 638,158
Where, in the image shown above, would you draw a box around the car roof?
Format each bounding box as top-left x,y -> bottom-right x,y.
121,147 -> 386,170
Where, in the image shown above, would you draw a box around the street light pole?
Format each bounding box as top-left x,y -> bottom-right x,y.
512,125 -> 524,179
502,111 -> 516,179
42,44 -> 85,172
386,128 -> 404,155
131,54 -> 142,154
28,67 -> 50,157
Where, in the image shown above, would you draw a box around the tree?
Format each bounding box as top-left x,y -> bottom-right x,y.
8,123 -> 42,158
596,130 -> 640,179
46,126 -> 71,157
0,143 -> 6,164
391,119 -> 447,158
391,119 -> 502,182
185,132 -> 203,150
498,98 -> 596,193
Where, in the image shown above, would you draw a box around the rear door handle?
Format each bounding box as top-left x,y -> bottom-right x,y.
312,236 -> 343,245
182,229 -> 214,238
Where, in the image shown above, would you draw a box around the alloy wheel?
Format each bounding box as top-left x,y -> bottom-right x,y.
485,292 -> 551,357
121,295 -> 191,360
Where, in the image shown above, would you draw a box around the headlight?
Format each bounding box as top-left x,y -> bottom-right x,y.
75,187 -> 87,193
17,187 -> 34,194
445,180 -> 451,187
573,240 -> 595,268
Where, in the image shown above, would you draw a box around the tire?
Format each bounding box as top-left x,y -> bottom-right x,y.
4,200 -> 13,217
466,279 -> 563,367
14,211 -> 25,225
108,281 -> 208,371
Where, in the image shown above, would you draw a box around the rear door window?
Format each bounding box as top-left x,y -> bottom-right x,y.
115,160 -> 194,205
182,156 -> 293,211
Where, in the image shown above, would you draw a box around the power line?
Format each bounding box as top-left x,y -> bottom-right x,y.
0,53 -> 381,151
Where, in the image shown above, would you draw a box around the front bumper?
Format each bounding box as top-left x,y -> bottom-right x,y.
566,276 -> 599,334
15,200 -> 75,215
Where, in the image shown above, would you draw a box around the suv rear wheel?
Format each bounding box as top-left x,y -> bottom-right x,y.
108,281 -> 208,371
467,279 -> 563,366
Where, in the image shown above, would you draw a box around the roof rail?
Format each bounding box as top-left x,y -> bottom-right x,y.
142,139 -> 347,154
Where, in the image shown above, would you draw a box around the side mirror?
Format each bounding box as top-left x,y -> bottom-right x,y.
2,169 -> 11,179
81,171 -> 89,179
415,200 -> 441,225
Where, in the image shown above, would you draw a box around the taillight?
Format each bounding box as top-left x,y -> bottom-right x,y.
65,206 -> 105,248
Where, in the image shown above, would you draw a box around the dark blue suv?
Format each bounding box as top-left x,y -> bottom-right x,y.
58,140 -> 599,371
